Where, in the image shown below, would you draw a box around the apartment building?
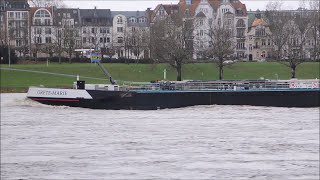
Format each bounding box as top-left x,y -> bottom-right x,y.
6,0 -> 30,57
112,11 -> 150,59
179,0 -> 248,60
80,8 -> 112,54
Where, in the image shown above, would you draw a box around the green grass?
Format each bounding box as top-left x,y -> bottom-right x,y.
1,62 -> 319,92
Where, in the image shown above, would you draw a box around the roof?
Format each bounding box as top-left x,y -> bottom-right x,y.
112,11 -> 147,18
247,11 -> 268,28
112,11 -> 149,27
151,4 -> 179,20
251,17 -> 268,27
80,9 -> 111,18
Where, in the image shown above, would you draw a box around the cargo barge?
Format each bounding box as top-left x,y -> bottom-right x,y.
26,62 -> 320,110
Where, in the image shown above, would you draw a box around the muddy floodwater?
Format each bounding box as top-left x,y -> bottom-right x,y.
1,93 -> 319,179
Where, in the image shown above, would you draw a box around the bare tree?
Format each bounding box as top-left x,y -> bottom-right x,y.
52,28 -> 64,64
127,27 -> 150,62
204,25 -> 235,80
308,0 -> 320,61
17,26 -> 29,63
63,27 -> 76,64
266,2 -> 316,78
28,0 -> 65,7
265,2 -> 292,62
280,19 -> 307,78
151,11 -> 193,81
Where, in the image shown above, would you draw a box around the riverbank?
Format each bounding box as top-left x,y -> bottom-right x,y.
1,62 -> 319,93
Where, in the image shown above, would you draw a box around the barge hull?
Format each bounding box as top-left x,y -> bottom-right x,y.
28,88 -> 320,110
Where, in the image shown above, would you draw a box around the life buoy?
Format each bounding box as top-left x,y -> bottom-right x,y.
289,82 -> 296,88
312,82 -> 319,88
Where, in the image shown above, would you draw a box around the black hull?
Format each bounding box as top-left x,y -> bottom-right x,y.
29,89 -> 320,110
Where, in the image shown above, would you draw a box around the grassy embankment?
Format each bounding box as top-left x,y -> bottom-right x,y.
1,62 -> 319,93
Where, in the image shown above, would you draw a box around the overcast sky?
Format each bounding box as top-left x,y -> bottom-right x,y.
63,0 -> 305,11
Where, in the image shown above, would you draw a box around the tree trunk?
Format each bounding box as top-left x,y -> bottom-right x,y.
219,58 -> 224,80
176,62 -> 182,81
219,65 -> 223,80
22,50 -> 26,64
69,50 -> 72,64
58,51 -> 61,64
291,65 -> 296,79
34,51 -> 38,64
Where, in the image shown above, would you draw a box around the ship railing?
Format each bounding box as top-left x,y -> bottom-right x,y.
121,79 -> 319,91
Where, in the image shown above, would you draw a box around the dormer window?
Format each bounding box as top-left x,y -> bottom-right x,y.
185,9 -> 190,15
130,17 -> 136,23
117,16 -> 123,24
139,17 -> 146,23
159,10 -> 165,15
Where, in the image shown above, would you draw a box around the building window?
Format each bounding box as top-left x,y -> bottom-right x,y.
186,0 -> 192,5
117,16 -> 123,24
91,37 -> 95,43
35,10 -> 50,17
200,19 -> 203,25
100,28 -> 106,33
159,10 -> 165,15
36,28 -> 42,34
45,28 -> 51,34
200,30 -> 204,36
132,27 -> 136,32
83,28 -> 86,34
45,37 -> 52,43
36,37 -> 42,44
8,12 -> 14,18
107,28 -> 110,34
100,37 -> 103,43
130,17 -> 136,23
91,28 -> 95,33
139,17 -> 146,23
34,19 -> 41,25
44,19 -> 51,25
16,39 -> 22,46
117,27 -> 123,32
262,39 -> 266,46
107,37 -> 110,42
83,37 -> 86,43
200,8 -> 208,13
118,37 -> 123,43
15,12 -> 21,19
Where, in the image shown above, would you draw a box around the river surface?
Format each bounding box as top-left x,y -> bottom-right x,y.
1,93 -> 319,179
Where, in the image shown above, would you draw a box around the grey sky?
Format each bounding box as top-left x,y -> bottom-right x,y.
63,0 -> 305,11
